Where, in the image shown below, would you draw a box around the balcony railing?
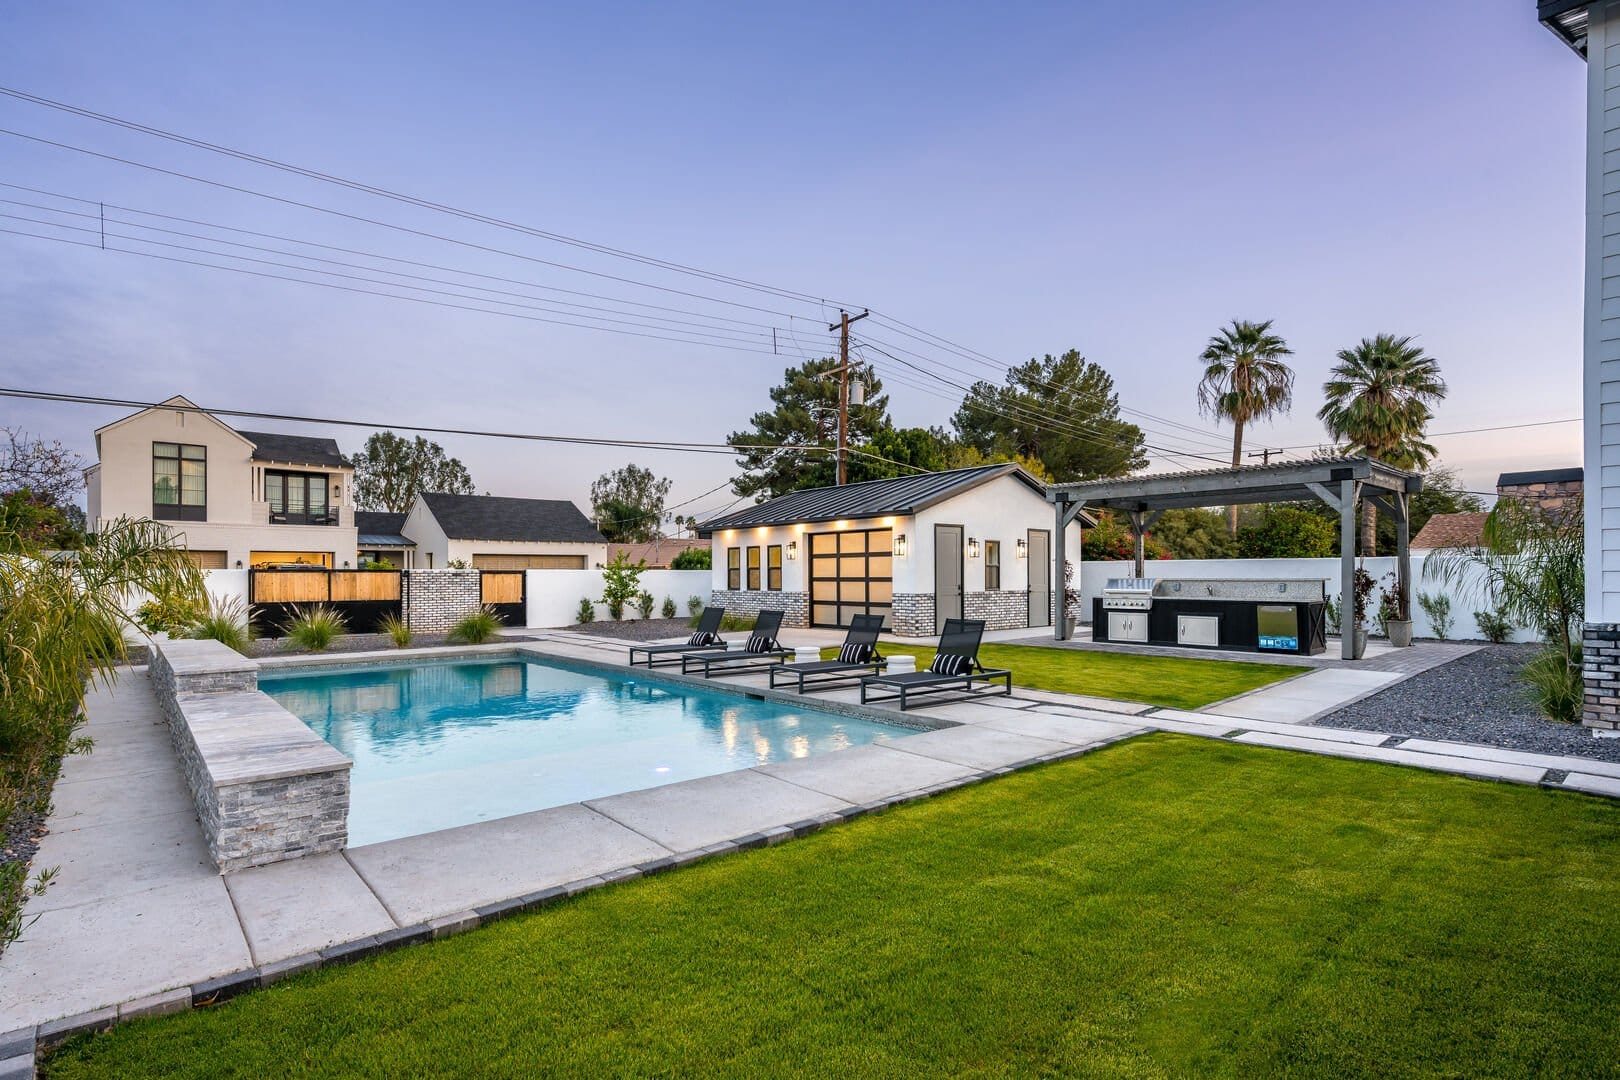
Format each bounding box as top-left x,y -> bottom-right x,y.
268,510 -> 340,526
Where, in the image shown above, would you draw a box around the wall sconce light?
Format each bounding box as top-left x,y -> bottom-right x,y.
235,560 -> 243,569
1016,538 -> 1028,559
894,533 -> 907,558
786,540 -> 798,560
967,537 -> 980,559
343,560 -> 352,569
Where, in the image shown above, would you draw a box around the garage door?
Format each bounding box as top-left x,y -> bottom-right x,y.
471,553 -> 587,570
809,528 -> 892,629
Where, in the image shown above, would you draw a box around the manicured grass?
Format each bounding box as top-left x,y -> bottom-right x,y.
823,641 -> 1300,709
47,736 -> 1620,1079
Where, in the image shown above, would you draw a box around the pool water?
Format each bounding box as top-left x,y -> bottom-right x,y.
261,656 -> 910,845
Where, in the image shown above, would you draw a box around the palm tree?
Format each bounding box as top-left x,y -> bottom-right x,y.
1317,334 -> 1447,554
1196,319 -> 1295,533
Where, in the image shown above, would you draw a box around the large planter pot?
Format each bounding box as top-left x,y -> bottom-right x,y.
1352,628 -> 1368,660
1065,616 -> 1079,638
1387,619 -> 1413,648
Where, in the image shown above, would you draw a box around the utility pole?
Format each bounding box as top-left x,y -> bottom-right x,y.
1247,448 -> 1280,466
829,308 -> 870,484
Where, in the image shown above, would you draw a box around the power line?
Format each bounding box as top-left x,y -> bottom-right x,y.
0,85 -> 860,310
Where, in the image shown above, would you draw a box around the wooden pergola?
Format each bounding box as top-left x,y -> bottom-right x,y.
1047,457 -> 1422,660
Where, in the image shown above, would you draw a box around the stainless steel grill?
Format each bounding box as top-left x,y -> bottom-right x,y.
1100,577 -> 1155,611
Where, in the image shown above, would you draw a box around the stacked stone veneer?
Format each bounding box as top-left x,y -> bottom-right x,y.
150,639 -> 352,872
406,569 -> 483,632
709,589 -> 808,628
1584,624 -> 1620,730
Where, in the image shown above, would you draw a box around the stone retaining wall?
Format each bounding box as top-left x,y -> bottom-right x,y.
150,640 -> 352,872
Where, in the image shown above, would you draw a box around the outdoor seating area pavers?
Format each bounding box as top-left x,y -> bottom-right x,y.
3,629 -> 1618,1075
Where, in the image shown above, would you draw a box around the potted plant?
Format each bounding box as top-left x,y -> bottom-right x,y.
1063,561 -> 1081,638
1350,565 -> 1375,659
1380,573 -> 1413,648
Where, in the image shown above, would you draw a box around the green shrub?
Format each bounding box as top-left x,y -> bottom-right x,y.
1474,608 -> 1513,644
188,596 -> 251,654
670,547 -> 712,570
446,558 -> 471,569
1082,511 -> 1169,562
134,593 -> 200,635
1418,592 -> 1453,639
599,551 -> 645,622
687,595 -> 703,618
661,596 -> 677,619
1237,507 -> 1337,559
576,597 -> 596,625
283,605 -> 347,652
1522,644 -> 1583,723
448,607 -> 501,645
362,557 -> 396,570
378,613 -> 413,648
719,614 -> 757,632
635,591 -> 655,620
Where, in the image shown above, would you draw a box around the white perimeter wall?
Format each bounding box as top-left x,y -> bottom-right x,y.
525,568 -> 711,627
1077,557 -> 1539,643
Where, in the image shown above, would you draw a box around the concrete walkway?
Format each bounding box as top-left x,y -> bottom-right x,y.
3,630 -> 1617,1066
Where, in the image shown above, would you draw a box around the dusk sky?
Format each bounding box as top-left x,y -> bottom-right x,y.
0,1 -> 1588,520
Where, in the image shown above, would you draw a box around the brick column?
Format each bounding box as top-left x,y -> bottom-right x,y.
1583,624 -> 1620,730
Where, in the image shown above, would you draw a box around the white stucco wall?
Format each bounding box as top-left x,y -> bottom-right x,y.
1589,1 -> 1620,624
525,568 -> 712,626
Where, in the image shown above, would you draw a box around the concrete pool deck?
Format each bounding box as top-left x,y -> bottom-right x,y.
4,631 -> 1619,1071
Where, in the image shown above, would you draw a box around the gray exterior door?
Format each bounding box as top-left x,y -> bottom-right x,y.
934,524 -> 964,633
1026,529 -> 1051,628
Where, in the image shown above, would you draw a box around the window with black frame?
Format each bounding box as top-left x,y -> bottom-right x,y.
746,546 -> 761,590
265,471 -> 333,525
985,540 -> 1001,590
766,545 -> 782,591
152,442 -> 206,521
727,548 -> 741,590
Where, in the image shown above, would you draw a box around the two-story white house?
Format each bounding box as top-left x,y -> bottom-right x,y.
85,395 -> 359,569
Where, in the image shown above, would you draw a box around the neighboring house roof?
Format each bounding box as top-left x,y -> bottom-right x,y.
609,538 -> 708,567
355,511 -> 413,548
1497,467 -> 1583,488
1411,511 -> 1488,550
419,492 -> 606,543
697,464 -> 1050,534
237,430 -> 349,468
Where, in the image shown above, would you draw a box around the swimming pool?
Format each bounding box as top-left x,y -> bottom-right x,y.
261,655 -> 912,845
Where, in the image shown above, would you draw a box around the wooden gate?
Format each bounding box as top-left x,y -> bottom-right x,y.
249,569 -> 403,636
479,570 -> 527,626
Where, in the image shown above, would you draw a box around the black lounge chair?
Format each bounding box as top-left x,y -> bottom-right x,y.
859,618 -> 1011,710
680,609 -> 792,677
628,606 -> 726,668
769,614 -> 887,694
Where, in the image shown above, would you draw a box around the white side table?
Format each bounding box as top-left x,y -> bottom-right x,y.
794,646 -> 822,664
885,655 -> 917,675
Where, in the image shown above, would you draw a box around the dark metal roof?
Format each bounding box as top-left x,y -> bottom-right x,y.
237,430 -> 349,468
355,511 -> 412,547
1047,457 -> 1420,513
419,492 -> 606,543
1498,467 -> 1583,487
1539,0 -> 1589,56
697,465 -> 1043,534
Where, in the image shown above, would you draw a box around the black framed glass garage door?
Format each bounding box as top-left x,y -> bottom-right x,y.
809,527 -> 893,629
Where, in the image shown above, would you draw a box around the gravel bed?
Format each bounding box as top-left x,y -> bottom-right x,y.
248,631 -> 538,658
1316,644 -> 1620,763
560,618 -> 697,642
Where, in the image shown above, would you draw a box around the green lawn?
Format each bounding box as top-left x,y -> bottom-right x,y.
822,641 -> 1301,710
47,736 -> 1620,1079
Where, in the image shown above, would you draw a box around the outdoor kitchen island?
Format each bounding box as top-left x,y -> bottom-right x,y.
1093,577 -> 1328,656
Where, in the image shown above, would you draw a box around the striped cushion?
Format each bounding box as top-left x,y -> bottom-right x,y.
930,652 -> 971,676
746,632 -> 774,653
838,642 -> 871,664
688,631 -> 718,647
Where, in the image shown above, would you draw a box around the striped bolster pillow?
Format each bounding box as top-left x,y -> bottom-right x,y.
929,653 -> 971,676
688,631 -> 718,646
746,632 -> 775,653
838,642 -> 870,664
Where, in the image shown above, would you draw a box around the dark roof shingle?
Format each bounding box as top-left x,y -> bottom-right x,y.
697,465 -> 1039,533
1411,511 -> 1488,550
420,492 -> 605,543
355,511 -> 412,547
237,430 -> 349,468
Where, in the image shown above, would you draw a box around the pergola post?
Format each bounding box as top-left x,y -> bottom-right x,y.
1339,477 -> 1358,660
1053,496 -> 1068,641
1395,491 -> 1411,625
1126,510 -> 1162,578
